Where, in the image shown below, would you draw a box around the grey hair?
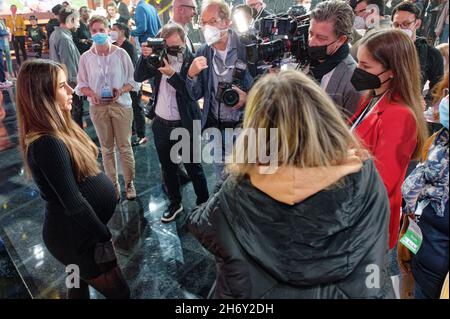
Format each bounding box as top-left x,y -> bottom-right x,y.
201,0 -> 231,20
159,23 -> 186,42
311,0 -> 354,39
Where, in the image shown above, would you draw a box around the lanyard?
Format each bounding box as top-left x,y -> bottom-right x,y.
351,91 -> 388,131
94,44 -> 112,85
212,49 -> 234,77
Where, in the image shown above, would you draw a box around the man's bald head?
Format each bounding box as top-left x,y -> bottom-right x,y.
173,0 -> 197,26
174,0 -> 196,8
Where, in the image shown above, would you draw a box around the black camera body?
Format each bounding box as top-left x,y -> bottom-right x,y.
244,13 -> 311,67
147,38 -> 166,69
216,60 -> 247,107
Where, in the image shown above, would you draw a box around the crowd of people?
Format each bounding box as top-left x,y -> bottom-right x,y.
5,0 -> 449,299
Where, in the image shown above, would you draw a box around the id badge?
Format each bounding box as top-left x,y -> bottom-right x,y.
101,85 -> 113,100
399,217 -> 423,254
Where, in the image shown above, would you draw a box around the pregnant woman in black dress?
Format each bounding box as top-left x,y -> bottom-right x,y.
16,59 -> 130,299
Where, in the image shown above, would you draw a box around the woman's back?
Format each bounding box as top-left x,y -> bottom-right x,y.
189,159 -> 395,299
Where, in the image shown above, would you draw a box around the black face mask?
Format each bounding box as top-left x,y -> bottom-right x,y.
308,39 -> 338,61
351,68 -> 390,91
251,8 -> 258,18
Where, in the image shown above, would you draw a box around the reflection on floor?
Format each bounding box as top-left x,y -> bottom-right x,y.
0,87 -> 217,299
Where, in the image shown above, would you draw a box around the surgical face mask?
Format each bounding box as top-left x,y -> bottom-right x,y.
351,68 -> 390,91
354,16 -> 366,30
251,7 -> 259,18
109,31 -> 119,42
92,32 -> 109,45
202,25 -> 226,46
308,39 -> 338,61
400,28 -> 414,39
439,96 -> 449,129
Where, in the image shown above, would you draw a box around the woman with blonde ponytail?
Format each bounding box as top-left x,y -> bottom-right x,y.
16,59 -> 130,299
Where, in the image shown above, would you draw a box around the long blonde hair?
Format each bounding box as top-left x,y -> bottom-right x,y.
358,29 -> 428,159
229,70 -> 362,175
16,59 -> 100,181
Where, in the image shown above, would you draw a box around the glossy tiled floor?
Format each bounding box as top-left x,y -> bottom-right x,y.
0,88 -> 217,299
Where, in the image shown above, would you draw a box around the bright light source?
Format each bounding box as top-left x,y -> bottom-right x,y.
233,10 -> 252,34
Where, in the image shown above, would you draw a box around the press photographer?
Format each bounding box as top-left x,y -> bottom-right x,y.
134,23 -> 209,223
186,0 -> 254,180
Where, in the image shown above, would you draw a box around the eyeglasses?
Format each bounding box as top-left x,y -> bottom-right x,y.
392,20 -> 416,28
181,5 -> 197,13
354,8 -> 366,15
199,18 -> 222,27
248,3 -> 262,9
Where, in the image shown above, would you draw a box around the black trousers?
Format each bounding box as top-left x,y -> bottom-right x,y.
12,35 -> 26,65
130,90 -> 146,138
152,116 -> 209,206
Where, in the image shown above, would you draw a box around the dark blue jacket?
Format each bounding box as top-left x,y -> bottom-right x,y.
131,0 -> 162,44
186,31 -> 254,129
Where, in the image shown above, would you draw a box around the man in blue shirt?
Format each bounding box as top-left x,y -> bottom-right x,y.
131,0 -> 162,44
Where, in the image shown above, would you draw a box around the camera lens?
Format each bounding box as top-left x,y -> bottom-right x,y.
223,89 -> 240,107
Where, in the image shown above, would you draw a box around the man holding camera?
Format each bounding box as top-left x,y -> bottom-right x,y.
134,24 -> 209,223
187,0 -> 254,181
308,0 -> 361,118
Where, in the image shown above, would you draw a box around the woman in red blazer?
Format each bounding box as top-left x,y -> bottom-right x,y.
349,29 -> 429,249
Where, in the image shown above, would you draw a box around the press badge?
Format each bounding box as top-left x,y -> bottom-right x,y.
399,217 -> 423,254
101,84 -> 113,100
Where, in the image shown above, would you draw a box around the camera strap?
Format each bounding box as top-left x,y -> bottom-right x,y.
94,44 -> 112,86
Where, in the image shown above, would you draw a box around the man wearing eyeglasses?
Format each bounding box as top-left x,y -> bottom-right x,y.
186,0 -> 254,182
170,0 -> 198,52
392,1 -> 444,102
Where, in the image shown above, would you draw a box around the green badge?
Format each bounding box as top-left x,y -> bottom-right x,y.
400,217 -> 423,255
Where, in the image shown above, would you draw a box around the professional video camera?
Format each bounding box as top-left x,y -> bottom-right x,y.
245,11 -> 311,67
216,60 -> 247,107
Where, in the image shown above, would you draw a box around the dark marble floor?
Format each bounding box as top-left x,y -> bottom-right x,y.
0,87 -> 217,299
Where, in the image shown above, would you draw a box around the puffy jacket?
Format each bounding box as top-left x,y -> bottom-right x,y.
188,159 -> 395,299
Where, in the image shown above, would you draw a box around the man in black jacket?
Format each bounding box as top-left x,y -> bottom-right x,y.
73,6 -> 92,55
134,23 -> 209,223
392,1 -> 444,103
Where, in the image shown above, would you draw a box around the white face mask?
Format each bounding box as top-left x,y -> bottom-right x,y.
400,28 -> 414,39
354,16 -> 366,30
202,25 -> 226,46
110,30 -> 119,42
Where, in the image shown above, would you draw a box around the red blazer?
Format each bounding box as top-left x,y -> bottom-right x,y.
350,93 -> 418,249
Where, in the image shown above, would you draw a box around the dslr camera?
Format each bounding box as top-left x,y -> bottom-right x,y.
216,60 -> 247,107
146,38 -> 166,68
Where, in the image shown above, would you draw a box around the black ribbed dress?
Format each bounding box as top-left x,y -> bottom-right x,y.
27,135 -> 117,279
